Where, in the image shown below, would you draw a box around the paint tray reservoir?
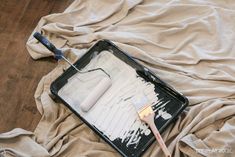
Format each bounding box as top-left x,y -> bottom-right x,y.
51,40 -> 188,157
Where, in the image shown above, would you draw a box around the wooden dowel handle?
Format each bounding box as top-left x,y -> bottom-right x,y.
144,113 -> 171,157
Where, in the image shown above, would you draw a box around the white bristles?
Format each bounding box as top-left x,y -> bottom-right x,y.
132,95 -> 148,111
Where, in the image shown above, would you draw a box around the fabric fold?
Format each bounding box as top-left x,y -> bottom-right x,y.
1,0 -> 235,156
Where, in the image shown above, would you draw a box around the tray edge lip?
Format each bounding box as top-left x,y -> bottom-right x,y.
50,39 -> 189,157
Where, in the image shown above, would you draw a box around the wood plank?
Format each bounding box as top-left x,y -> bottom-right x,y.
0,0 -> 73,133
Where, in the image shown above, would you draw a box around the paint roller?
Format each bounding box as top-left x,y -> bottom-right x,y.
33,32 -> 112,112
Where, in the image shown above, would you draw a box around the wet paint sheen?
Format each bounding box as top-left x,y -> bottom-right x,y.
58,51 -> 172,147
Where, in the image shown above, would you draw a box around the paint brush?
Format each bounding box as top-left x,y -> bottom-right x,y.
132,96 -> 171,157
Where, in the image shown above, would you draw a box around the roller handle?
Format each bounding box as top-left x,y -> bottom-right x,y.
33,32 -> 63,60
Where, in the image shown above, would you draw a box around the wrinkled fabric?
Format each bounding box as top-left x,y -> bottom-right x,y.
0,128 -> 50,157
1,0 -> 235,157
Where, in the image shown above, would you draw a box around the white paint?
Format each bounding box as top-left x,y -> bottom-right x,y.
158,110 -> 172,120
80,77 -> 112,112
58,50 -> 172,147
154,101 -> 172,120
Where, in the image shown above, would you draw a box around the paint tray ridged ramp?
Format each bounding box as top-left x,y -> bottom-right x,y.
50,40 -> 188,157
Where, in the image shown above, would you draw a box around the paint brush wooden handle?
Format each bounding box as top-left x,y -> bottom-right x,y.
142,113 -> 171,157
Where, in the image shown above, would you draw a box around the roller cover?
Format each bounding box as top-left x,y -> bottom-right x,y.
80,77 -> 112,112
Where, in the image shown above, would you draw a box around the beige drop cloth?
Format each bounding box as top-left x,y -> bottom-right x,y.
1,0 -> 235,157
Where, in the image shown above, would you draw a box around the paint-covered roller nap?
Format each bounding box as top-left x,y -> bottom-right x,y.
80,77 -> 112,112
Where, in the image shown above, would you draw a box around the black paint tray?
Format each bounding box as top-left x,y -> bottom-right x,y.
50,40 -> 188,157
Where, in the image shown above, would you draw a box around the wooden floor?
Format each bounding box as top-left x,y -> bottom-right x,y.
0,0 -> 73,133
